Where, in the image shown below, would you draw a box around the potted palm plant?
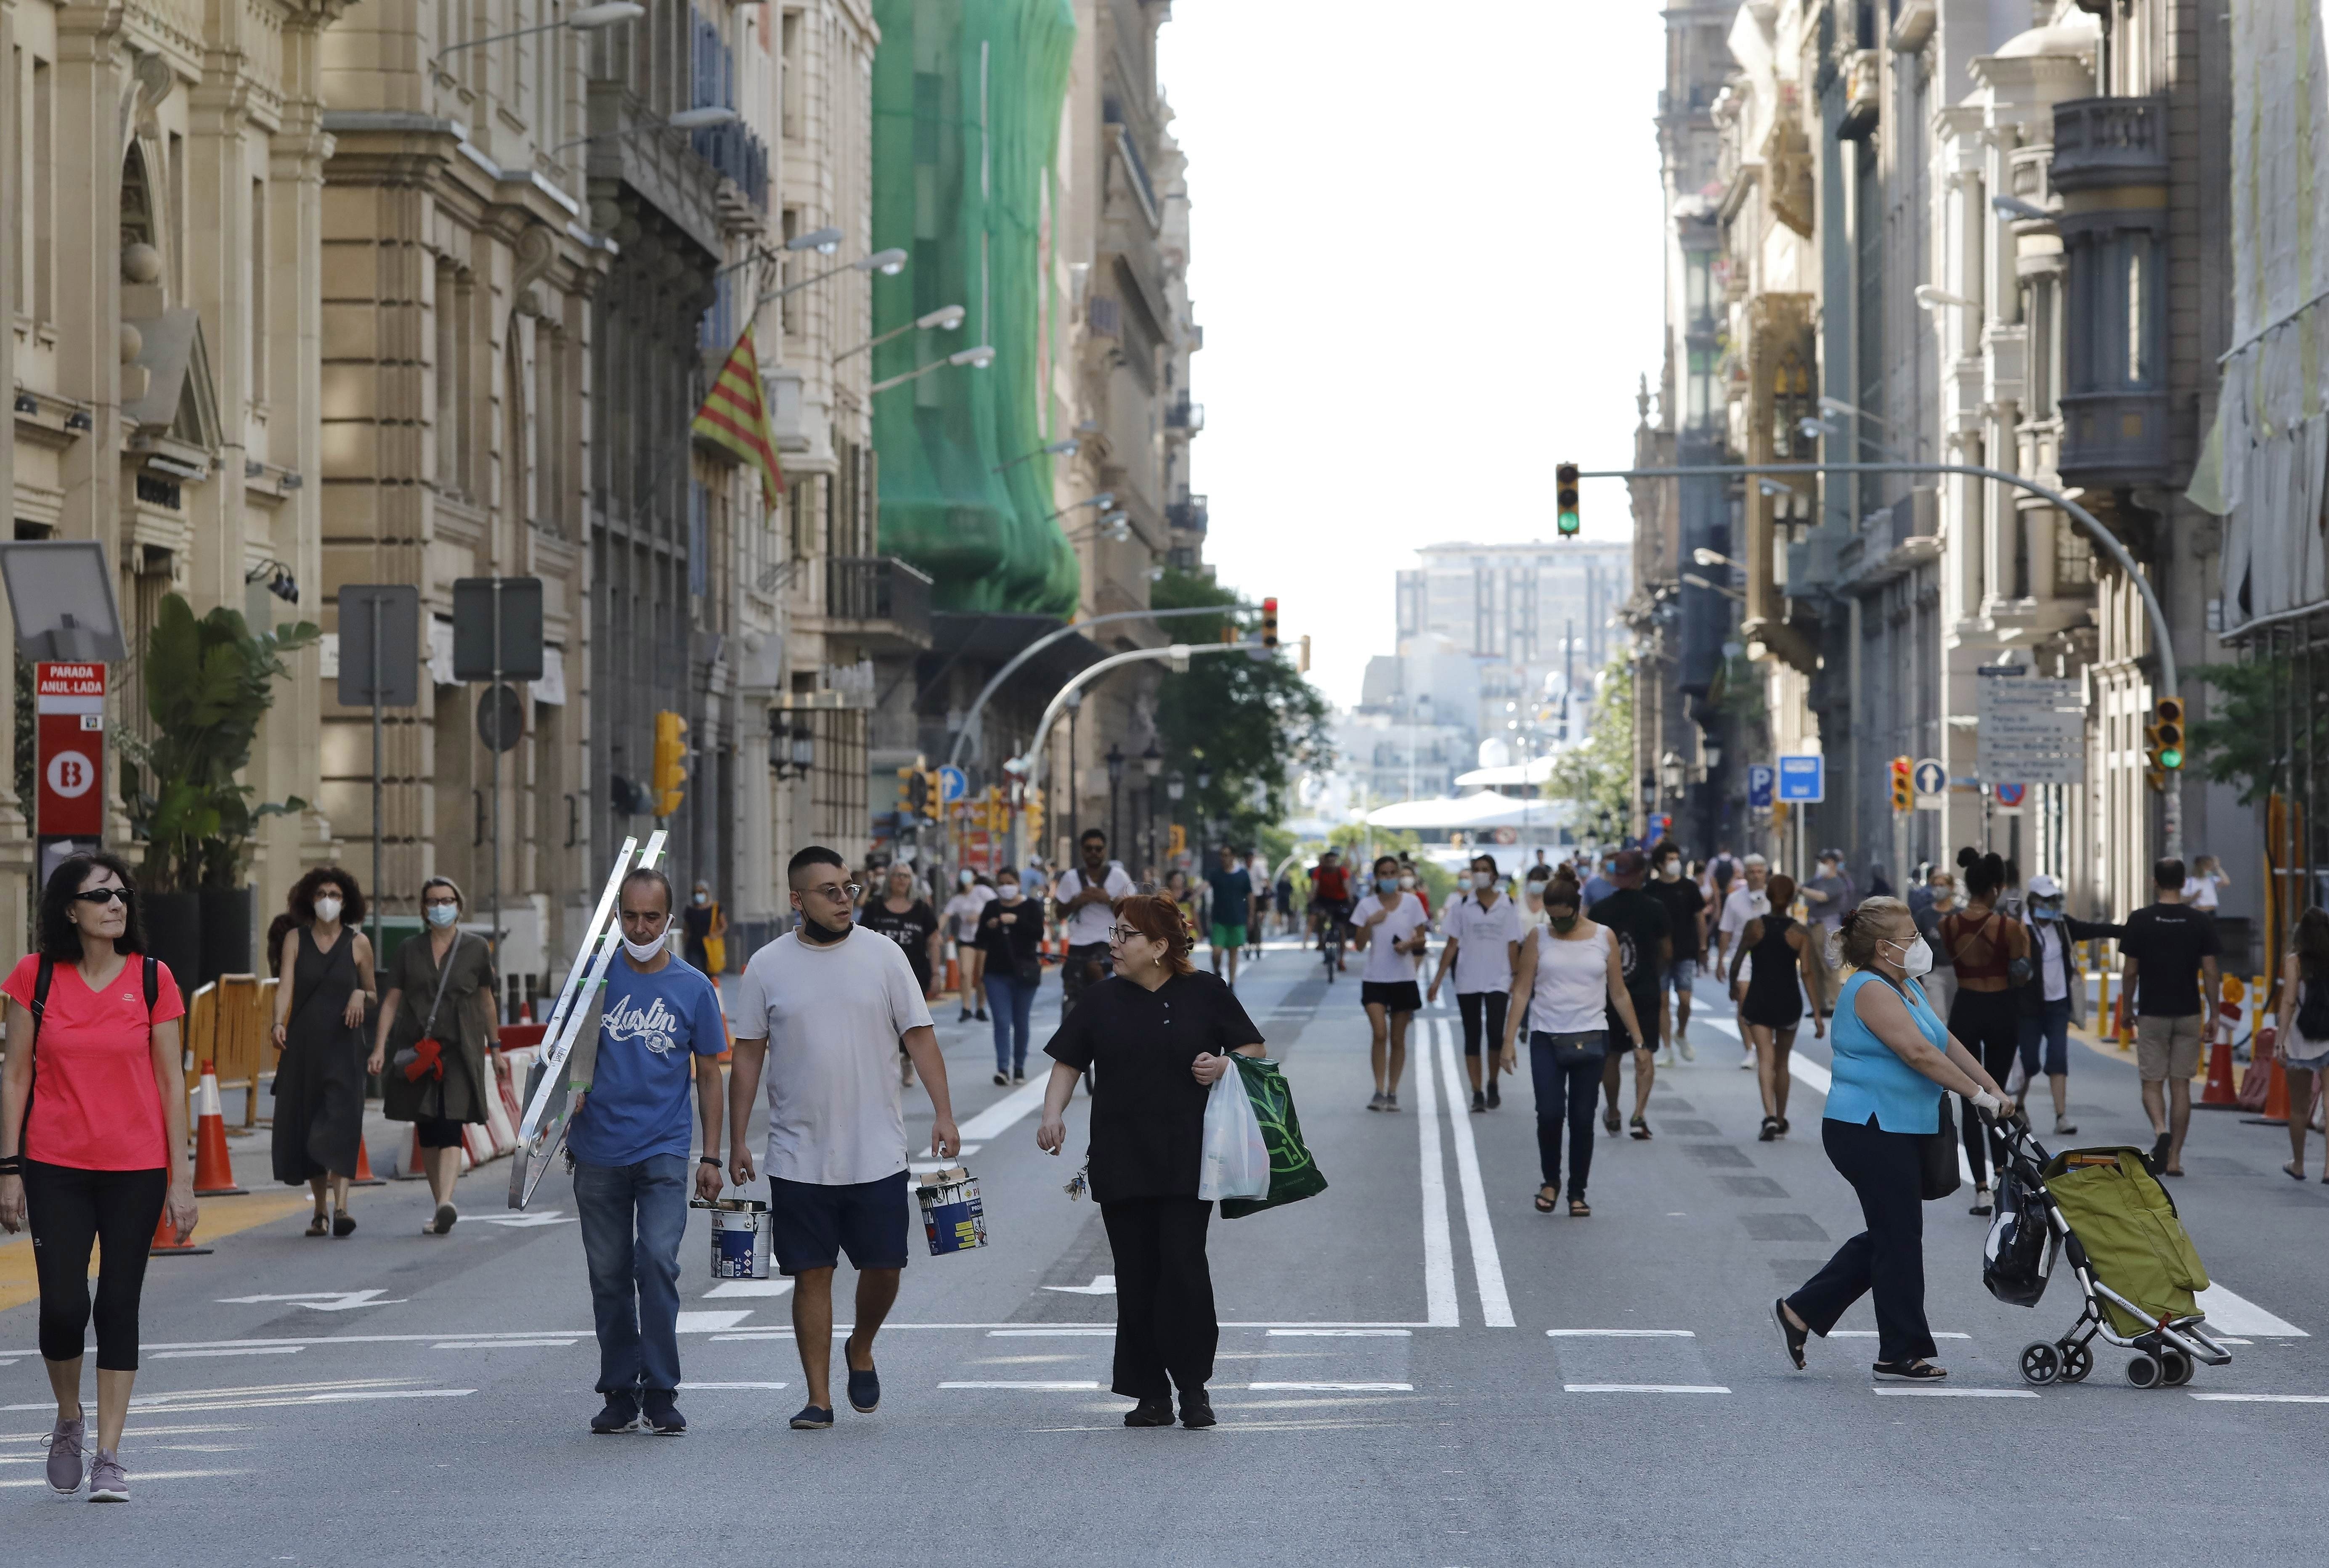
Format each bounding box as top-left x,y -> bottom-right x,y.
121,594 -> 318,985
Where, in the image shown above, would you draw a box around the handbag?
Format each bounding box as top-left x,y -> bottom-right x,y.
1921,1092 -> 1962,1201
390,933 -> 464,1083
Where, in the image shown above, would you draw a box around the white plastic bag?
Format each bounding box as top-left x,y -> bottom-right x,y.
1197,1061 -> 1271,1202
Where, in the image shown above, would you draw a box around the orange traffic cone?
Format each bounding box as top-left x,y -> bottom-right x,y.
2263,1054 -> 2292,1125
190,1062 -> 247,1196
350,1135 -> 385,1187
149,1204 -> 212,1257
2199,1030 -> 2240,1107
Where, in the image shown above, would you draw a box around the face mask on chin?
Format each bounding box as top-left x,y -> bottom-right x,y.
621,922 -> 668,962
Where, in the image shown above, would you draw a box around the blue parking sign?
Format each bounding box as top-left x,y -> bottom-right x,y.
1746,764 -> 1775,810
1777,754 -> 1825,803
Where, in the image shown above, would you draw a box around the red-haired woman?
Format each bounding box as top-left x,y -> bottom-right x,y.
269,867 -> 378,1236
1036,893 -> 1265,1430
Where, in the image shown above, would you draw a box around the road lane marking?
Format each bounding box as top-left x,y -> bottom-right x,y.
2196,1287 -> 2307,1337
679,1381 -> 790,1390
1827,1331 -> 1972,1340
2188,1393 -> 2329,1403
3,1385 -> 481,1414
0,1467 -> 252,1489
705,1279 -> 793,1298
940,1381 -> 1103,1390
1546,1329 -> 1696,1338
1413,1004 -> 1461,1328
676,1310 -> 753,1332
1247,1382 -> 1412,1392
150,1346 -> 306,1359
1564,1384 -> 1731,1394
430,1339 -> 580,1350
1435,1021 -> 1515,1327
1267,1328 -> 1412,1338
1871,1388 -> 2037,1397
988,1328 -> 1115,1337
956,1078 -> 1051,1142
215,1289 -> 406,1312
1042,1275 -> 1117,1295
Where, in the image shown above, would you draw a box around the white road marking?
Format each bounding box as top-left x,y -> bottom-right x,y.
1267,1328 -> 1412,1338
430,1339 -> 579,1350
1247,1382 -> 1412,1392
1827,1331 -> 1972,1340
214,1290 -> 406,1312
1564,1384 -> 1731,1394
1871,1387 -> 2037,1398
956,1078 -> 1052,1142
3,1385 -> 480,1414
150,1346 -> 305,1360
987,1327 -> 1115,1337
2188,1392 -> 2329,1403
940,1381 -> 1103,1391
910,1148 -> 982,1171
476,1210 -> 577,1228
1546,1329 -> 1696,1338
1434,1021 -> 1514,1327
679,1381 -> 790,1390
1041,1275 -> 1117,1295
0,1467 -> 252,1489
0,1424 -> 250,1443
2196,1286 -> 2308,1337
675,1310 -> 753,1332
705,1279 -> 793,1298
1413,1003 -> 1460,1329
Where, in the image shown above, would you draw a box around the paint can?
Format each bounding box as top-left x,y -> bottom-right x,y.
915,1165 -> 987,1256
691,1196 -> 772,1279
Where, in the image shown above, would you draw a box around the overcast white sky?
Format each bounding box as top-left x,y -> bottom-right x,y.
1156,3 -> 1668,708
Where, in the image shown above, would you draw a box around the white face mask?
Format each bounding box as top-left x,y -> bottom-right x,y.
1472,872 -> 1496,891
959,870 -> 974,887
1885,935 -> 1935,977
622,920 -> 668,962
1658,860 -> 1680,880
1398,874 -> 1416,890
313,896 -> 343,924
425,903 -> 459,929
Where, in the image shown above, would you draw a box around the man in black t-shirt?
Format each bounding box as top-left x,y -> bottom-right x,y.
2119,856 -> 2222,1176
1589,849 -> 1671,1141
1644,843 -> 1708,1062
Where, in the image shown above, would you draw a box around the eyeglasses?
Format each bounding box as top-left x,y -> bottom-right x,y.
1106,925 -> 1150,944
804,883 -> 862,904
72,887 -> 131,906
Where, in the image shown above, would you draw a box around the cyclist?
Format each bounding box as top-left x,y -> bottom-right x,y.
1309,850 -> 1354,972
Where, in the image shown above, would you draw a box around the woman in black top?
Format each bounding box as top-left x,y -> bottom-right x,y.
1037,892 -> 1263,1430
1728,874 -> 1826,1141
268,868 -> 378,1236
975,870 -> 1046,1086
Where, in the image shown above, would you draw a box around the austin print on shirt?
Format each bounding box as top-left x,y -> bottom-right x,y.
603,995 -> 679,1057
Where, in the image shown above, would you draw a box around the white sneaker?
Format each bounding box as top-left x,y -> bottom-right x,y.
1678,1036 -> 1695,1062
1655,1049 -> 1675,1068
1739,1049 -> 1756,1070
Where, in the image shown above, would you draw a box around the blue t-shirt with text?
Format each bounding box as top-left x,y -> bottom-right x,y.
566,956 -> 728,1167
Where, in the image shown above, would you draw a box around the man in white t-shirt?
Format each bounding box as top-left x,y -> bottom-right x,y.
1428,853 -> 1523,1111
1052,828 -> 1135,1013
1351,853 -> 1432,1112
1716,855 -> 1771,1070
726,845 -> 957,1434
940,869 -> 995,1025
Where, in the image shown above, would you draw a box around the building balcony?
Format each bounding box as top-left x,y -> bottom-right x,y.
2049,97 -> 2167,188
1167,494 -> 1208,533
814,556 -> 934,652
1166,400 -> 1204,435
2048,97 -> 2169,489
692,119 -> 769,213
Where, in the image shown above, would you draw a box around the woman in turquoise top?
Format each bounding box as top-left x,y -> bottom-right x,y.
1773,897 -> 2013,1383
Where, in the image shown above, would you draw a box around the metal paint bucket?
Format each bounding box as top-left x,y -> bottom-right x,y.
915,1166 -> 987,1256
692,1196 -> 772,1279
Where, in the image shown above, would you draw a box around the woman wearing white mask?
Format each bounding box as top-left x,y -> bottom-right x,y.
269,868 -> 377,1237
1352,855 -> 1431,1110
1772,898 -> 2011,1384
942,869 -> 995,1024
369,877 -> 500,1235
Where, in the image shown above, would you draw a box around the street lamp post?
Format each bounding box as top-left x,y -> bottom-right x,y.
549,104 -> 735,156
434,2 -> 641,64
1167,769 -> 1185,871
833,303 -> 964,363
1195,765 -> 1212,865
1063,688 -> 1082,853
1106,743 -> 1125,865
868,344 -> 995,396
1142,742 -> 1163,881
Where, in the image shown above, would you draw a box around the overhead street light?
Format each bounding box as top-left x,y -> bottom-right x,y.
437,2 -> 640,61
994,437 -> 1080,475
1683,572 -> 1745,602
787,227 -> 844,254
867,343 -> 996,395
1915,284 -> 1976,311
834,303 -> 964,363
550,104 -> 737,155
1048,491 -> 1115,521
1691,547 -> 1743,571
1991,194 -> 2051,223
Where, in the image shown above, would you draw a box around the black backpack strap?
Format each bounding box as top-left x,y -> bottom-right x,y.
30,956 -> 54,1044
143,955 -> 158,1016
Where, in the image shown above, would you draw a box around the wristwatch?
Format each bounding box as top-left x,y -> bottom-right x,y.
698,1155 -> 722,1166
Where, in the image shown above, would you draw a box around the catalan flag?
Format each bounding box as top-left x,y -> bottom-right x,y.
690,327 -> 786,508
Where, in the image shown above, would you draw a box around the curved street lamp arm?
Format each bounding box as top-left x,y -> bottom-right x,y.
1007,643 -> 1265,780
944,604 -> 1250,773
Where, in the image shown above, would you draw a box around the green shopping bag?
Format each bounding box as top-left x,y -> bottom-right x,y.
1218,1054 -> 1328,1218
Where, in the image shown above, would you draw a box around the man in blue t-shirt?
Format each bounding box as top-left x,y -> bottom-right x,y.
1204,843 -> 1255,988
567,865 -> 729,1436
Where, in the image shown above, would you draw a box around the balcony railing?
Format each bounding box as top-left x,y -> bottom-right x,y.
824,556 -> 932,643
2050,97 -> 2167,187
1167,494 -> 1208,533
1166,400 -> 1204,434
692,120 -> 769,212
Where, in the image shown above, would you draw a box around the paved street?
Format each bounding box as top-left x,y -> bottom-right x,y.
6,946 -> 2324,1562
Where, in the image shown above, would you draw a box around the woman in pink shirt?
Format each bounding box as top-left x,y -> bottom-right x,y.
0,853 -> 192,1502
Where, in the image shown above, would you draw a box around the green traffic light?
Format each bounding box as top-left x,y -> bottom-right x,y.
2159,747 -> 2183,770
1557,510 -> 1580,536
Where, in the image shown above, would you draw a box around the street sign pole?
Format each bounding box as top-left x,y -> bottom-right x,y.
491,579 -> 502,980
371,603 -> 384,959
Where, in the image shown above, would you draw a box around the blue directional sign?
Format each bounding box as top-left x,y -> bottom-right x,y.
1912,758 -> 1947,798
1776,754 -> 1825,803
1746,764 -> 1775,810
937,764 -> 968,804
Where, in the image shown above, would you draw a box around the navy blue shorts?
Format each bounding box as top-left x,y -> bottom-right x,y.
768,1170 -> 912,1274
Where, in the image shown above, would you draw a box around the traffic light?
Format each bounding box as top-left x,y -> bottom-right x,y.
1890,755 -> 1914,813
1556,462 -> 1581,537
1168,824 -> 1186,860
902,765 -> 928,816
1023,786 -> 1045,844
2154,695 -> 2185,771
651,711 -> 689,818
922,766 -> 944,820
1260,596 -> 1279,650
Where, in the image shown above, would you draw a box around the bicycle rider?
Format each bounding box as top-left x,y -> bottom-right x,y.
1310,849 -> 1354,970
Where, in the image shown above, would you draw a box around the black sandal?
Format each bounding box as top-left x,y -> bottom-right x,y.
1533,1186 -> 1557,1213
1773,1299 -> 1808,1370
1629,1114 -> 1652,1141
1569,1198 -> 1592,1218
305,1214 -> 329,1237
1872,1360 -> 1948,1383
332,1209 -> 356,1238
1758,1116 -> 1780,1142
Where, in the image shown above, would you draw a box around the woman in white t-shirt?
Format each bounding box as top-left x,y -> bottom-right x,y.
1350,856 -> 1432,1113
1499,877 -> 1646,1218
941,870 -> 995,1025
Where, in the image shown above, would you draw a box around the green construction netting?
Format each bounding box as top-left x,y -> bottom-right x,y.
870,0 -> 1078,616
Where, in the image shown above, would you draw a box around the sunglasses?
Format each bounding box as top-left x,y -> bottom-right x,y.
803,882 -> 863,904
72,887 -> 132,906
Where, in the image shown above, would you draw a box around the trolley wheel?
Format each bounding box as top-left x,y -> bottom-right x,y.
2160,1349 -> 2194,1387
2058,1341 -> 2093,1383
2126,1352 -> 2164,1389
2017,1342 -> 2062,1386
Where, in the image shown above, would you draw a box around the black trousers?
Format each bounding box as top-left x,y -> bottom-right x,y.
1100,1197 -> 1217,1400
1456,990 -> 1509,1064
23,1160 -> 168,1370
1950,988 -> 2020,1185
1786,1118 -> 1937,1367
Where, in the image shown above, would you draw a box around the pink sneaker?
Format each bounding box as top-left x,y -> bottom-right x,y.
42,1414 -> 85,1495
87,1449 -> 128,1502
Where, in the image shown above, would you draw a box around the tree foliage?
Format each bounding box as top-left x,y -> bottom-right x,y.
1547,652 -> 1634,845
2189,659 -> 2300,807
125,594 -> 318,890
1150,568 -> 1332,853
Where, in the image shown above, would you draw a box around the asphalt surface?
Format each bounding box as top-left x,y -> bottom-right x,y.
6,938 -> 2327,1563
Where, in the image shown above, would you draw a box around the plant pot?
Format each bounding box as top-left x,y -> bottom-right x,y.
144,891 -> 202,994
199,886 -> 254,984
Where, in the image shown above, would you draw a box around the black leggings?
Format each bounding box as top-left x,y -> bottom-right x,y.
1456,991 -> 1509,1064
23,1160 -> 167,1370
1950,988 -> 2021,1186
